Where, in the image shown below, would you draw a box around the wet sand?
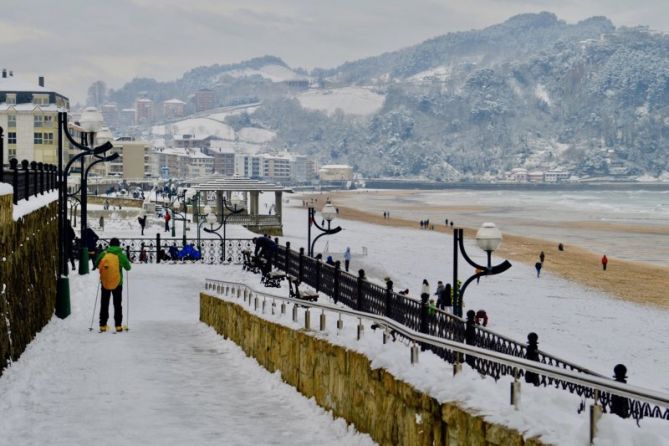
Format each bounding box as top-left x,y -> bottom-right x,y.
299,191 -> 669,310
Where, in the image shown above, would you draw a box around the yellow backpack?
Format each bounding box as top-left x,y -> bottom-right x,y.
99,252 -> 121,290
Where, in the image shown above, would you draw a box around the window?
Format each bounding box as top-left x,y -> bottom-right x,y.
8,132 -> 16,144
44,115 -> 53,127
34,132 -> 43,144
32,95 -> 48,106
6,94 -> 16,105
8,114 -> 16,127
8,147 -> 16,158
44,132 -> 54,145
34,115 -> 43,127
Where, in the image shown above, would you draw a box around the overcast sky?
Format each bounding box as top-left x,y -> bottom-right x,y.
2,0 -> 667,103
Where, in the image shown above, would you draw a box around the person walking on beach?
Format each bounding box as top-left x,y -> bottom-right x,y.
601,254 -> 608,271
343,247 -> 352,272
535,261 -> 542,278
539,251 -> 545,263
95,237 -> 132,333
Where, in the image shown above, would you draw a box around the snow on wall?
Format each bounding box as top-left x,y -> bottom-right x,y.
12,191 -> 58,221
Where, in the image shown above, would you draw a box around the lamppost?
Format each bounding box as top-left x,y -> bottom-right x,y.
76,107 -> 105,274
452,222 -> 512,317
203,197 -> 244,262
307,200 -> 342,257
56,111 -> 114,318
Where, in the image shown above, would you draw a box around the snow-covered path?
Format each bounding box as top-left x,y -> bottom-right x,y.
0,265 -> 373,446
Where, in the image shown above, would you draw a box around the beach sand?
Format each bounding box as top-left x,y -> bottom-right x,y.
299,191 -> 669,310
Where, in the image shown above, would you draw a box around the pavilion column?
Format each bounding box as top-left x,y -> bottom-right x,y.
250,191 -> 259,216
274,191 -> 283,217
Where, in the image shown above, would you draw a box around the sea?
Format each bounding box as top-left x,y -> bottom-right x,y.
337,187 -> 669,267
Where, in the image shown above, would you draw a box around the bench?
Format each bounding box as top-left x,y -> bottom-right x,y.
242,250 -> 261,274
287,275 -> 319,302
262,269 -> 286,288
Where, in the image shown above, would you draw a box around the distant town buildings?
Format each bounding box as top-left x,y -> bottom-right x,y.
319,164 -> 354,181
506,167 -> 570,183
163,98 -> 186,120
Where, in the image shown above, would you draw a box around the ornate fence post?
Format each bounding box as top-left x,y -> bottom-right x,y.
465,310 -> 477,368
126,246 -> 131,261
315,256 -> 321,293
21,159 -> 30,200
298,247 -> 305,283
31,161 -> 38,198
38,162 -> 44,195
385,279 -> 394,318
285,241 -> 291,273
524,332 -> 540,386
333,260 -> 341,304
10,158 -> 18,204
611,364 -> 630,418
356,269 -> 366,312
50,164 -> 56,190
156,233 -> 161,264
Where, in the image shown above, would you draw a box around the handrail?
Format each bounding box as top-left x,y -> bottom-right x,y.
203,278 -> 669,410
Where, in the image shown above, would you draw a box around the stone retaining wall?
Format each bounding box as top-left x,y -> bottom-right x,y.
200,293 -> 545,446
0,193 -> 59,376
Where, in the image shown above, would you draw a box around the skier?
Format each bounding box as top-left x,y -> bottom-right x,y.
343,247 -> 352,272
95,238 -> 132,333
601,254 -> 608,271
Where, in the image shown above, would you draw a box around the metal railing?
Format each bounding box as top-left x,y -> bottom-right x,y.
204,278 -> 669,429
1,158 -> 58,204
270,243 -> 669,422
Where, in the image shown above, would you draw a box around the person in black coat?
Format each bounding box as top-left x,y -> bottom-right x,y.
253,236 -> 277,271
82,227 -> 100,270
65,219 -> 76,271
137,215 -> 147,235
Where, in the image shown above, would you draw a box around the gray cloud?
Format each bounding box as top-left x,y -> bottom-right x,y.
3,0 -> 667,103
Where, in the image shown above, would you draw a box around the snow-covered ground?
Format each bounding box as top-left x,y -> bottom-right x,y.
296,87 -> 385,116
0,265 -> 374,446
3,192 -> 668,445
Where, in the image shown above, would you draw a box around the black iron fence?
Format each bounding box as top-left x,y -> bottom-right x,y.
1,158 -> 58,204
273,242 -> 668,422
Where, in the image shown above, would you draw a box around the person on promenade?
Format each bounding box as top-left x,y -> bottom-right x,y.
539,251 -> 545,263
95,237 -> 132,333
420,279 -> 430,303
254,236 -> 277,272
343,247 -> 352,272
601,254 -> 608,271
139,243 -> 148,263
441,283 -> 452,311
168,243 -> 179,261
535,261 -> 542,278
82,227 -> 100,270
138,215 -> 147,236
475,309 -> 488,326
65,219 -> 76,271
164,210 -> 171,232
326,255 -> 335,266
434,281 -> 444,306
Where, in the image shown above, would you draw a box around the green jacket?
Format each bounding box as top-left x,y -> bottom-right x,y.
95,246 -> 132,284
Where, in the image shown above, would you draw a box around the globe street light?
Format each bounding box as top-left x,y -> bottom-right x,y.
452,222 -> 511,317
307,199 -> 342,257
203,196 -> 244,262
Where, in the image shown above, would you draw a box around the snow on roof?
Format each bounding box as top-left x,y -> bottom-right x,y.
0,104 -> 65,112
321,164 -> 353,169
136,98 -> 153,103
164,98 -> 186,104
0,76 -> 55,94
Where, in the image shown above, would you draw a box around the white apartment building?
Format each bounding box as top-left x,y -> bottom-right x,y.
151,147 -> 213,179
0,70 -> 69,165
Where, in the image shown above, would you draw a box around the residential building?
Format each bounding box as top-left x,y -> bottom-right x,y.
234,153 -> 263,178
260,153 -> 292,182
319,164 -> 353,181
0,70 -> 69,165
101,103 -> 119,129
544,170 -> 570,183
206,146 -> 236,176
527,171 -> 545,183
120,108 -> 136,127
163,98 -> 186,120
106,139 -> 152,179
151,147 -> 213,179
194,88 -> 216,112
135,98 -> 154,124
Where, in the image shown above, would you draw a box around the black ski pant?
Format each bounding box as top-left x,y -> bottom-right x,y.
100,285 -> 123,327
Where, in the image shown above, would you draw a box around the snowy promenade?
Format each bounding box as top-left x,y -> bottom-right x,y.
0,264 -> 373,446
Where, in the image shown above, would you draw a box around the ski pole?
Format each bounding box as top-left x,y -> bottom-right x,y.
124,271 -> 130,331
89,282 -> 100,332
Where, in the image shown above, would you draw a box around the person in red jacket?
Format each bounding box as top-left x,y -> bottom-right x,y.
601,254 -> 608,271
164,210 -> 171,232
